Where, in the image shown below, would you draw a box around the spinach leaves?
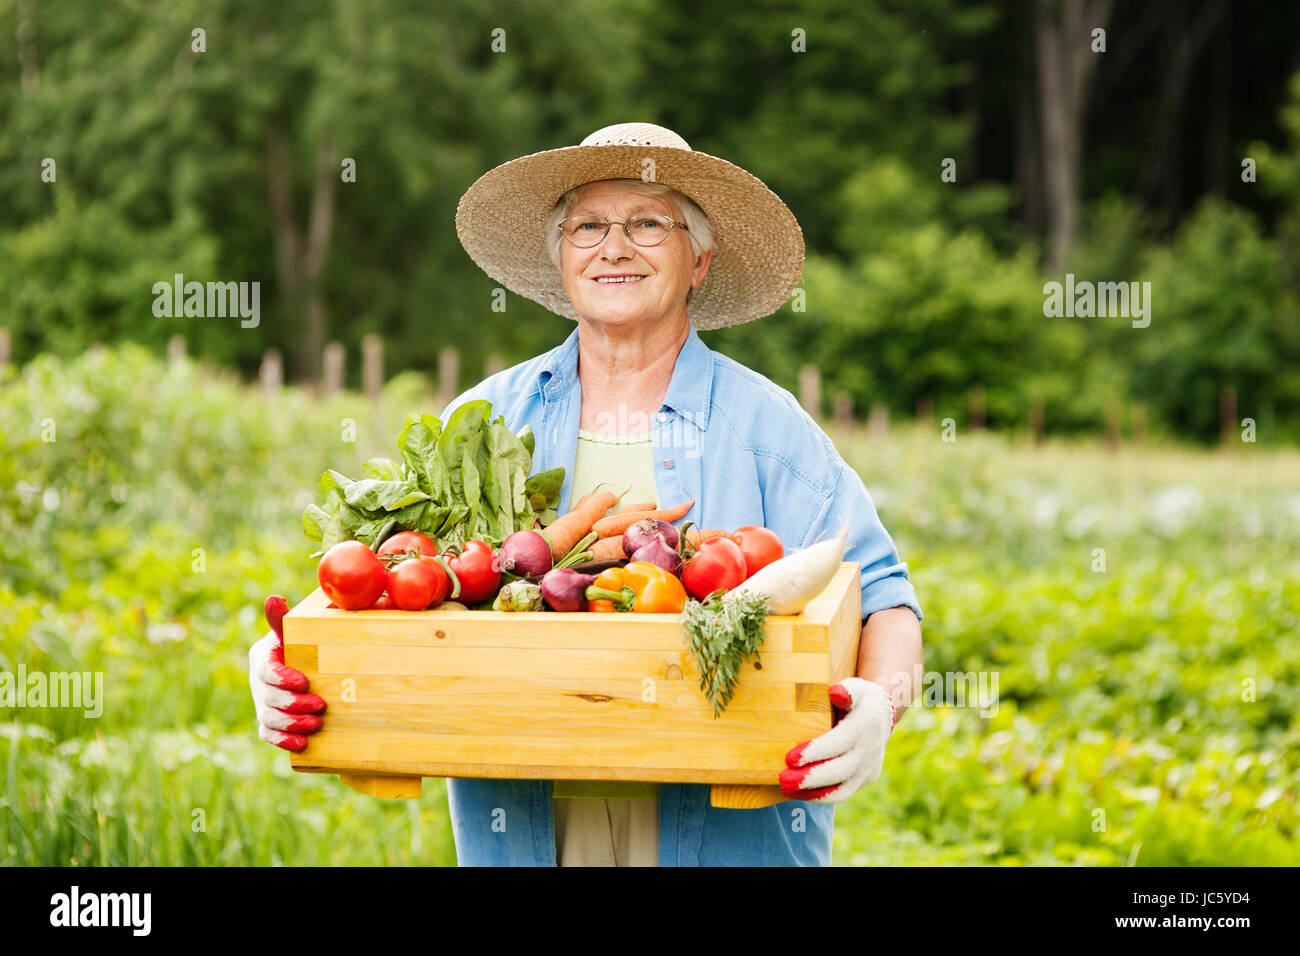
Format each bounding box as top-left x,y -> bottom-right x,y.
303,401 -> 564,552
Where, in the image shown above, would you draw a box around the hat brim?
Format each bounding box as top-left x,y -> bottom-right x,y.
455,143 -> 804,330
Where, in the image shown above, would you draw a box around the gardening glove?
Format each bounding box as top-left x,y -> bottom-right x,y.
248,595 -> 327,753
779,677 -> 896,803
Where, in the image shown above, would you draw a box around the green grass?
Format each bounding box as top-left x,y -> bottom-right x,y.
1,345 -> 1296,865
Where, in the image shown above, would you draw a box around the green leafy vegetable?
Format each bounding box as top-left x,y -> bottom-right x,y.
303,402 -> 562,553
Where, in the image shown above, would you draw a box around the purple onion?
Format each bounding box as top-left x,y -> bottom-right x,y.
630,534 -> 683,575
500,530 -> 553,577
540,568 -> 598,612
623,518 -> 678,557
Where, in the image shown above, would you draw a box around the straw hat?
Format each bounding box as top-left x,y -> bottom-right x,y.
454,122 -> 805,330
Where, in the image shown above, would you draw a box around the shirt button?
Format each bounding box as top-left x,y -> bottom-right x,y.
663,459 -> 675,469
657,411 -> 668,423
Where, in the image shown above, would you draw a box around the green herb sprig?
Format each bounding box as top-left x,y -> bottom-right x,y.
683,590 -> 770,717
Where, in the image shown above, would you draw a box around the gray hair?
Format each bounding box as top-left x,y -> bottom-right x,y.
545,179 -> 715,275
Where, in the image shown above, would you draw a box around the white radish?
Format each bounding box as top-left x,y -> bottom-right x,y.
728,525 -> 848,614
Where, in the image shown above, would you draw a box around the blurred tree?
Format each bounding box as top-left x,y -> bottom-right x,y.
0,0 -> 651,380
1134,198 -> 1299,442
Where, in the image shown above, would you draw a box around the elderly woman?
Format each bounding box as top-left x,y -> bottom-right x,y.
249,123 -> 922,866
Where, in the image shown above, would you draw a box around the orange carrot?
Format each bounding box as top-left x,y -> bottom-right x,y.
685,528 -> 734,547
545,490 -> 619,560
591,500 -> 694,538
619,502 -> 657,514
590,536 -> 627,560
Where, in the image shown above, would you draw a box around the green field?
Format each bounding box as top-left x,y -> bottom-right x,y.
2,345 -> 1297,866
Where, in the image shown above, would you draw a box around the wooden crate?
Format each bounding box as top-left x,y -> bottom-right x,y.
282,562 -> 862,808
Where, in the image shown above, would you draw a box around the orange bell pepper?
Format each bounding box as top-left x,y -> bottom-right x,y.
585,562 -> 687,613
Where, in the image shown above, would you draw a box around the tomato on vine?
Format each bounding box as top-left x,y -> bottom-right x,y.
731,526 -> 784,579
681,536 -> 748,600
318,540 -> 387,610
444,540 -> 501,605
385,554 -> 458,610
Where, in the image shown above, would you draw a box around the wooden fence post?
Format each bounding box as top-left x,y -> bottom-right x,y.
867,401 -> 889,440
799,364 -> 821,420
362,334 -> 383,403
260,349 -> 283,398
0,327 -> 10,366
968,386 -> 986,431
168,335 -> 186,364
1028,398 -> 1045,445
1220,387 -> 1236,448
915,396 -> 933,425
1131,401 -> 1147,446
1104,397 -> 1122,452
832,392 -> 854,432
484,353 -> 505,379
437,346 -> 460,412
322,342 -> 345,396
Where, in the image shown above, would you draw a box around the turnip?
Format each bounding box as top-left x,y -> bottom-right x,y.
727,525 -> 848,615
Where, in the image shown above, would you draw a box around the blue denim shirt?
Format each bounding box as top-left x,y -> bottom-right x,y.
438,324 -> 921,866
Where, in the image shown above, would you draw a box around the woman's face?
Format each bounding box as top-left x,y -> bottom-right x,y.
558,181 -> 712,330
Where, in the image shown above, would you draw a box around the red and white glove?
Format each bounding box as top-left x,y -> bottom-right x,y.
780,677 -> 896,803
248,595 -> 327,753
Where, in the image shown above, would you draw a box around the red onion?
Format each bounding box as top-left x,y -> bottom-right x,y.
499,530 -> 553,577
623,518 -> 678,556
540,568 -> 597,612
630,534 -> 683,575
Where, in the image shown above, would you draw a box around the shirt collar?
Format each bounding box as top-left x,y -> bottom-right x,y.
535,324 -> 714,430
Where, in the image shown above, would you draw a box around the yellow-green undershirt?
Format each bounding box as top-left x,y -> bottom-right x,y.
553,428 -> 659,800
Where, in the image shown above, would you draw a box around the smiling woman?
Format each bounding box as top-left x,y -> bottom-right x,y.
545,180 -> 714,275
250,122 -> 923,868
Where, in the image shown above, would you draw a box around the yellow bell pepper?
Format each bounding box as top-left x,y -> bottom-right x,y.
585,562 -> 688,613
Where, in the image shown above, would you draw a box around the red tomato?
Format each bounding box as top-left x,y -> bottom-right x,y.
732,526 -> 784,579
386,555 -> 451,610
318,540 -> 387,610
367,593 -> 397,610
378,530 -> 438,558
681,536 -> 748,600
445,540 -> 500,605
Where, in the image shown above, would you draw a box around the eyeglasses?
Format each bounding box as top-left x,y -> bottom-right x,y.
557,212 -> 688,248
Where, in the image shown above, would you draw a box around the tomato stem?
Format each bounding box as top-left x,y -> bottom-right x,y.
432,553 -> 461,600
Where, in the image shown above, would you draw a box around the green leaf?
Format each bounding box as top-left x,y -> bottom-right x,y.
397,413 -> 448,498
439,400 -> 490,490
523,467 -> 565,508
461,448 -> 481,526
343,477 -> 431,512
354,515 -> 397,548
360,458 -> 402,481
303,503 -> 331,543
320,469 -> 354,500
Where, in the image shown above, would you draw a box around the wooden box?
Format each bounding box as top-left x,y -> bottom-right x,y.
282,562 -> 862,808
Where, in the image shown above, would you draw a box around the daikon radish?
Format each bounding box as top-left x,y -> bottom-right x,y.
728,525 -> 847,615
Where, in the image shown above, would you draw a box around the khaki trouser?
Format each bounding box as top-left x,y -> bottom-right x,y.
554,798 -> 659,866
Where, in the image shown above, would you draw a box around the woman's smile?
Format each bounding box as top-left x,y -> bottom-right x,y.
592,274 -> 649,286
